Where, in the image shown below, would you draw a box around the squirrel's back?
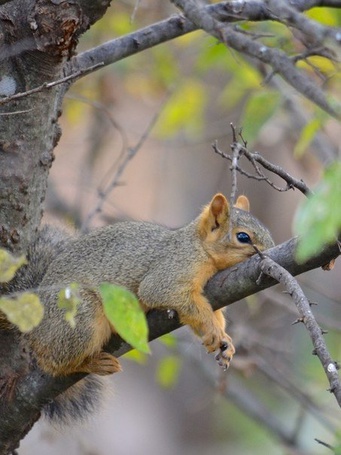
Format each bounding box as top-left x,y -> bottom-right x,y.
39,220 -> 204,295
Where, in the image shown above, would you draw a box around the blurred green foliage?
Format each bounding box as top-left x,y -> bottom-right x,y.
294,161 -> 341,262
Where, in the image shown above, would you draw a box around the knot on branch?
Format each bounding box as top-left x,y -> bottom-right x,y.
28,0 -> 83,59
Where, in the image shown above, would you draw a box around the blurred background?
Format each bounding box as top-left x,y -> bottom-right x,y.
19,1 -> 340,454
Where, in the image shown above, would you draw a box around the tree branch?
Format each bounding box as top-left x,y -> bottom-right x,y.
170,0 -> 340,118
0,236 -> 339,453
213,138 -> 312,196
66,0 -> 341,96
2,1 -> 339,118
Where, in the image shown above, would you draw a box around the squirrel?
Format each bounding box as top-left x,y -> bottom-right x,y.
0,193 -> 274,420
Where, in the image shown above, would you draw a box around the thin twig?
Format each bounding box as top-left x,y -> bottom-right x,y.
212,136 -> 311,196
0,63 -> 104,106
229,125 -> 240,204
258,255 -> 341,407
314,438 -> 334,450
82,94 -> 170,230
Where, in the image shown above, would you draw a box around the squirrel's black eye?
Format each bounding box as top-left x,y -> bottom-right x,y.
236,232 -> 251,244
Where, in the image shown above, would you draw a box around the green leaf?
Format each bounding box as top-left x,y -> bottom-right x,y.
0,249 -> 26,283
100,283 -> 150,354
241,91 -> 281,145
156,355 -> 182,389
57,283 -> 81,328
294,161 -> 341,262
158,333 -> 177,348
0,293 -> 43,332
122,349 -> 148,364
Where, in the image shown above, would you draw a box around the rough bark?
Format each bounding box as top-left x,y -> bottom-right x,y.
0,0 -> 111,254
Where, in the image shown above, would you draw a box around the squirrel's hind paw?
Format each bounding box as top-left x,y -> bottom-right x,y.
77,352 -> 122,376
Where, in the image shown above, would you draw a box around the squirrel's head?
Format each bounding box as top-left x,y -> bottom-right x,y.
198,193 -> 275,269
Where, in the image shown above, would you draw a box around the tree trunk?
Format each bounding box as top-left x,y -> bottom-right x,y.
0,0 -> 111,254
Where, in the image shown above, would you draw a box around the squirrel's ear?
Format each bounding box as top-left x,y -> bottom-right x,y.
198,193 -> 230,238
234,195 -> 250,212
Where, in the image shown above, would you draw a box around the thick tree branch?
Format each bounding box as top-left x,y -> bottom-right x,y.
0,237 -> 339,453
171,0 -> 340,118
3,1 -> 339,118
66,0 -> 341,96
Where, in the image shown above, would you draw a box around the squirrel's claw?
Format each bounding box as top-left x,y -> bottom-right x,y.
202,329 -> 235,370
215,340 -> 235,371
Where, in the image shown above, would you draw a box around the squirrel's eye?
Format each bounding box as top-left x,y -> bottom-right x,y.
236,232 -> 251,244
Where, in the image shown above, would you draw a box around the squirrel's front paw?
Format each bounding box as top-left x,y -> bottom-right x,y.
215,339 -> 235,371
202,331 -> 235,370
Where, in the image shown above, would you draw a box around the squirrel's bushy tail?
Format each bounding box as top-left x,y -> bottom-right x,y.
1,226 -> 104,423
43,375 -> 104,424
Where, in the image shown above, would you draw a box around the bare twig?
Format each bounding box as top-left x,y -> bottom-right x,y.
258,255 -> 341,407
229,124 -> 242,204
82,95 -> 169,230
213,137 -> 312,196
0,63 -> 104,106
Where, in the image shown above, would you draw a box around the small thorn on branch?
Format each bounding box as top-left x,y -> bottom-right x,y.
292,317 -> 304,325
282,290 -> 293,296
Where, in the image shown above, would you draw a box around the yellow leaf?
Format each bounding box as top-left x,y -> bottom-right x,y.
0,249 -> 26,283
306,8 -> 338,26
307,56 -> 336,74
0,293 -> 43,332
155,80 -> 206,138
